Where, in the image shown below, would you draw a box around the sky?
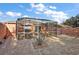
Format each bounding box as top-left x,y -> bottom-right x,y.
0,3 -> 79,23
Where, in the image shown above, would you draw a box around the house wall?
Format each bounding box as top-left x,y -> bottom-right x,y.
0,23 -> 13,39
0,23 -> 6,39
5,23 -> 16,38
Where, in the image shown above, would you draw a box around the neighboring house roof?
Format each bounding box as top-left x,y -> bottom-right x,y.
4,21 -> 16,24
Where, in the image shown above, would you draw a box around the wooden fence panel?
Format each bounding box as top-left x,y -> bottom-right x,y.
57,27 -> 79,37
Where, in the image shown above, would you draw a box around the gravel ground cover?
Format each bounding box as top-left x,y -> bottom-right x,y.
0,35 -> 79,55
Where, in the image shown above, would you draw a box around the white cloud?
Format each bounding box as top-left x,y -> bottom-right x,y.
49,6 -> 56,9
44,10 -> 54,15
6,11 -> 22,17
31,3 -> 46,12
30,3 -> 68,23
54,16 -> 68,23
31,3 -> 35,8
51,12 -> 68,23
22,15 -> 29,17
44,9 -> 68,23
31,3 -> 45,8
35,12 -> 40,14
44,10 -> 67,16
0,11 -> 3,16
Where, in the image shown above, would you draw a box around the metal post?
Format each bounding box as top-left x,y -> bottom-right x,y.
76,19 -> 79,27
56,22 -> 58,37
24,20 -> 25,39
16,20 -> 18,40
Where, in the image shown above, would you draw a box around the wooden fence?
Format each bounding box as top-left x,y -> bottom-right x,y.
57,27 -> 79,37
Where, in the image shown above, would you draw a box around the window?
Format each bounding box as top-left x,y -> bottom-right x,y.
35,26 -> 41,32
24,25 -> 31,32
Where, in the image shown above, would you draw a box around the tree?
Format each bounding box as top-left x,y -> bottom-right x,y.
63,14 -> 79,27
